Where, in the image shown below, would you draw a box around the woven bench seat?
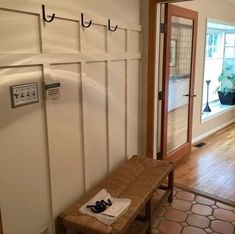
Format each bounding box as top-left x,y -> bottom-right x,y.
57,156 -> 174,234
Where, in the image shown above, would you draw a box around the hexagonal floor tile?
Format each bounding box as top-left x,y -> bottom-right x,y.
213,208 -> 235,222
192,204 -> 213,216
196,195 -> 215,206
187,214 -> 210,228
176,191 -> 195,201
151,188 -> 235,234
171,200 -> 191,211
182,226 -> 206,234
165,209 -> 187,222
211,220 -> 234,234
216,202 -> 235,211
158,220 -> 182,234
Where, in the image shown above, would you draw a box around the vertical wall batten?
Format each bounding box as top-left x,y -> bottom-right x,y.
106,61 -> 110,173
42,63 -> 55,234
80,62 -> 87,192
125,60 -> 128,160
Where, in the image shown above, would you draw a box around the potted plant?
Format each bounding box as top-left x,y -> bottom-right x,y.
217,64 -> 235,105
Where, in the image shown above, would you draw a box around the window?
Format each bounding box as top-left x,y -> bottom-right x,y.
206,33 -> 220,59
202,20 -> 235,120
225,34 -> 235,58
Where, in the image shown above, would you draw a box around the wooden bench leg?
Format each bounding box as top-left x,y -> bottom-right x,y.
168,170 -> 174,203
146,198 -> 152,234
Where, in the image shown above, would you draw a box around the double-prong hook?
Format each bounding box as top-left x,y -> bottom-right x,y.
42,4 -> 55,23
108,19 -> 118,32
81,13 -> 92,28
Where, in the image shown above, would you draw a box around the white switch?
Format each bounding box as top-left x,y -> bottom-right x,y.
10,83 -> 39,108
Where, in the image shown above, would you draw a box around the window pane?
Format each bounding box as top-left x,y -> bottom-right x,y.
206,32 -> 224,59
225,47 -> 235,58
225,34 -> 235,46
203,59 -> 223,104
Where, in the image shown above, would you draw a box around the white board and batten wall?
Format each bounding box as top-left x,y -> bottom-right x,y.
0,0 -> 142,233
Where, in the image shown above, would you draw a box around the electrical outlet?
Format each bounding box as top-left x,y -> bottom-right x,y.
10,83 -> 39,108
40,226 -> 48,234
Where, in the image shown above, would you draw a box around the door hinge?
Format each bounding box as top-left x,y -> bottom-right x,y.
157,152 -> 163,160
158,91 -> 164,100
160,23 -> 167,33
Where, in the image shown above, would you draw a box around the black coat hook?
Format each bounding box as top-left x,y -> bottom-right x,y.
81,13 -> 92,28
108,19 -> 118,32
42,4 -> 55,23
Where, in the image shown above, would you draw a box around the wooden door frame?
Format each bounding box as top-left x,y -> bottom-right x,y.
146,0 -> 194,158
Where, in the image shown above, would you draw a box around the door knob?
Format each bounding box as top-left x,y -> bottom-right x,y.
183,94 -> 190,97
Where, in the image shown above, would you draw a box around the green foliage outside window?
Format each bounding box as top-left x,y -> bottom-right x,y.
218,64 -> 235,95
206,33 -> 219,58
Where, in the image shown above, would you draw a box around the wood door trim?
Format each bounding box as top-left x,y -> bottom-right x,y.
161,3 -> 172,159
188,6 -> 198,145
146,0 -> 194,158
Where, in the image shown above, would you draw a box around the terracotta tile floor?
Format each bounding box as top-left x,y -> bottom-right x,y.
152,188 -> 235,234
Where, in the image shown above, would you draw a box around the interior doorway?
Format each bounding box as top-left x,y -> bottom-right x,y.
156,3 -> 198,162
146,0 -> 198,159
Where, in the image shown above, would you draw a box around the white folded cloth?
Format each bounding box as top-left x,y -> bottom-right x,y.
79,189 -> 131,225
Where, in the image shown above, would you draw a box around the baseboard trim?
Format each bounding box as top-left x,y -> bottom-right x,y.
192,118 -> 235,144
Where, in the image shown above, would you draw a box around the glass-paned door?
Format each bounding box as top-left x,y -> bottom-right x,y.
161,4 -> 198,162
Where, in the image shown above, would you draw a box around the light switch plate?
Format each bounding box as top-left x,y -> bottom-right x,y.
10,83 -> 39,108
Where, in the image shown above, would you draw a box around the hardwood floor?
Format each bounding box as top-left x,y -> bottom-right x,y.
167,105 -> 188,152
175,123 -> 235,203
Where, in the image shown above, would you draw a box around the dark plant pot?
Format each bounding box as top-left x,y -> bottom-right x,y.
218,91 -> 235,105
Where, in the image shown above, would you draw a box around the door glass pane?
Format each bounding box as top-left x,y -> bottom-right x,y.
167,16 -> 193,153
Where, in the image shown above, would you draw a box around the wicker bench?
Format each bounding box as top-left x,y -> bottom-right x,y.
57,156 -> 174,234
